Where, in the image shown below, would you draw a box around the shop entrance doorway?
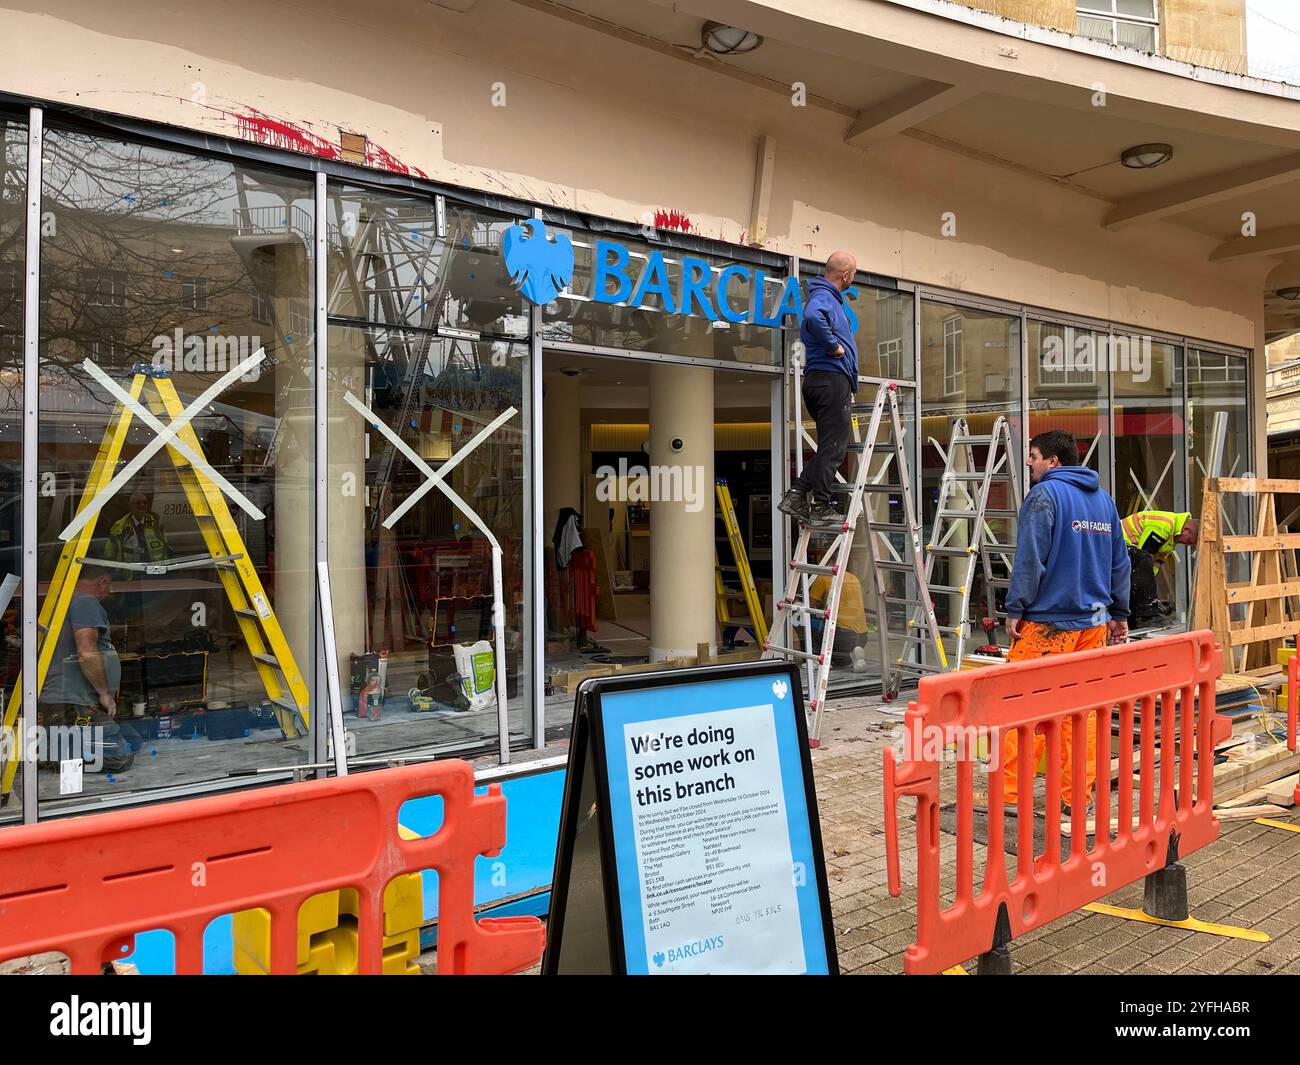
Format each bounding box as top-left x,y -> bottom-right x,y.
540,352 -> 779,733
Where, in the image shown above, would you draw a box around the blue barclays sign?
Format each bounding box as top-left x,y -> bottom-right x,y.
500,219 -> 859,331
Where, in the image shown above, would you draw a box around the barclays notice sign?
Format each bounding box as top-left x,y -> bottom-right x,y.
501,219 -> 857,331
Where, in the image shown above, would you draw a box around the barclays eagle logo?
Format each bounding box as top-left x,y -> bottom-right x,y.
501,219 -> 574,305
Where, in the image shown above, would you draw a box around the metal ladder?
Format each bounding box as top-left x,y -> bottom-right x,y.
898,417 -> 1022,686
767,380 -> 942,742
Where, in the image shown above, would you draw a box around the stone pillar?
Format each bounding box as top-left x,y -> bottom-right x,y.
327,326 -> 368,670
543,371 -> 582,535
649,364 -> 715,661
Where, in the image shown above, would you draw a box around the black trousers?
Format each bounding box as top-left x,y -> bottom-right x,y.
792,370 -> 854,504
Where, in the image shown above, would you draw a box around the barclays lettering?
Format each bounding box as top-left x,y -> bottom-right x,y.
500,219 -> 857,330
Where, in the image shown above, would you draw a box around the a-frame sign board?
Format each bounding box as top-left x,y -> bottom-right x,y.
543,660 -> 838,975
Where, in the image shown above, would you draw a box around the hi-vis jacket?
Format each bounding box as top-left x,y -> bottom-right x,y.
1121,511 -> 1192,565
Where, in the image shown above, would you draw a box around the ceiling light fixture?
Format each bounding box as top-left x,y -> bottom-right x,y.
1278,287 -> 1300,301
1120,143 -> 1174,169
701,21 -> 763,55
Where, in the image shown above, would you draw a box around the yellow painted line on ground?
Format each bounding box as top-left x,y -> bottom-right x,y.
943,965 -> 968,975
1082,902 -> 1270,942
1255,817 -> 1300,834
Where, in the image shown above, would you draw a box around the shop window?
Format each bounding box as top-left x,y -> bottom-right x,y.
1028,320 -> 1109,478
0,117 -> 23,824
326,184 -> 532,757
36,127 -> 316,814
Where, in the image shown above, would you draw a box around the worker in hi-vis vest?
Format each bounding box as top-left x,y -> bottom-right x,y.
1120,510 -> 1198,573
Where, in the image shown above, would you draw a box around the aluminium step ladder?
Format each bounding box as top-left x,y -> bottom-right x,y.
766,380 -> 943,743
0,364 -> 310,803
896,416 -> 1022,688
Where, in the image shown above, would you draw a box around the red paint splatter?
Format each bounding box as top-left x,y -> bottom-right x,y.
227,105 -> 427,178
234,107 -> 340,160
365,140 -> 429,180
654,209 -> 693,233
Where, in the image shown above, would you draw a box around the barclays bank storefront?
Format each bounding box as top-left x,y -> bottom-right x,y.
0,97 -> 1252,826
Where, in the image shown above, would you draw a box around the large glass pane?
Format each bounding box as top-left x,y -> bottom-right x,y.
920,301 -> 1022,662
1027,320 -> 1110,481
327,185 -> 531,758
541,226 -> 784,365
1187,349 -> 1251,591
37,129 -> 315,811
1115,337 -> 1187,618
0,116 -> 24,823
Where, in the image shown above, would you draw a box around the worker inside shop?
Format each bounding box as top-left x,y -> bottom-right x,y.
807,571 -> 870,673
1121,510 -> 1198,628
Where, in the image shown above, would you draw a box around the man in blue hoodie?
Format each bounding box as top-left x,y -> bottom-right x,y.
1002,430 -> 1131,812
778,252 -> 859,526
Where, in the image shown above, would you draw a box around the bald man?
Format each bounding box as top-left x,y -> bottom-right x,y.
779,252 -> 859,526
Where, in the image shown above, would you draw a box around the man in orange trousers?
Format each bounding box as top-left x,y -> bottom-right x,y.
1001,431 -> 1131,813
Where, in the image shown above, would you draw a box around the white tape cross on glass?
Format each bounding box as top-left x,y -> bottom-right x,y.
60,351 -> 268,543
342,391 -> 517,548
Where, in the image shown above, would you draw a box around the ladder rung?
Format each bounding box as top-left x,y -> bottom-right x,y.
951,434 -> 994,445
927,584 -> 964,594
858,483 -> 901,492
234,607 -> 259,619
777,600 -> 829,619
981,509 -> 1019,518
791,562 -> 837,577
253,653 -> 282,669
987,577 -> 1012,587
868,523 -> 912,535
926,545 -> 975,557
764,643 -> 824,664
893,660 -> 945,675
877,560 -> 918,573
845,440 -> 896,452
944,472 -> 1001,481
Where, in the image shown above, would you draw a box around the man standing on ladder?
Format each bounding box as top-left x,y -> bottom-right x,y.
1002,430 -> 1130,814
778,251 -> 858,527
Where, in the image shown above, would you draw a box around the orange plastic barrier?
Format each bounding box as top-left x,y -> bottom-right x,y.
884,630 -> 1228,975
0,760 -> 544,975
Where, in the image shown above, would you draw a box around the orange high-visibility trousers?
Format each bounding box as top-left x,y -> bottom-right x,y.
1001,621 -> 1106,806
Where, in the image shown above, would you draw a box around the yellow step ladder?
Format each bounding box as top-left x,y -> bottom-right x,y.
715,479 -> 768,648
0,366 -> 309,801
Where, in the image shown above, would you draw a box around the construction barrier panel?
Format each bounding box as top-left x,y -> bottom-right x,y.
884,630 -> 1229,975
0,761 -> 545,975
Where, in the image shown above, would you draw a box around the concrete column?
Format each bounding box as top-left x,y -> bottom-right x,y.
543,371 -> 582,535
272,244 -> 314,705
327,327 -> 368,669
649,363 -> 715,661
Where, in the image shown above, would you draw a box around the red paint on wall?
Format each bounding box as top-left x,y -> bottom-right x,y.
365,140 -> 429,180
227,105 -> 427,178
234,107 -> 341,160
654,209 -> 693,233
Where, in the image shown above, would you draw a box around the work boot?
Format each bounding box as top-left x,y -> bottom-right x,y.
777,487 -> 810,521
804,499 -> 843,528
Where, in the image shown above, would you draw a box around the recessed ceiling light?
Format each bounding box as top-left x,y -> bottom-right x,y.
701,21 -> 763,55
1120,143 -> 1174,169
